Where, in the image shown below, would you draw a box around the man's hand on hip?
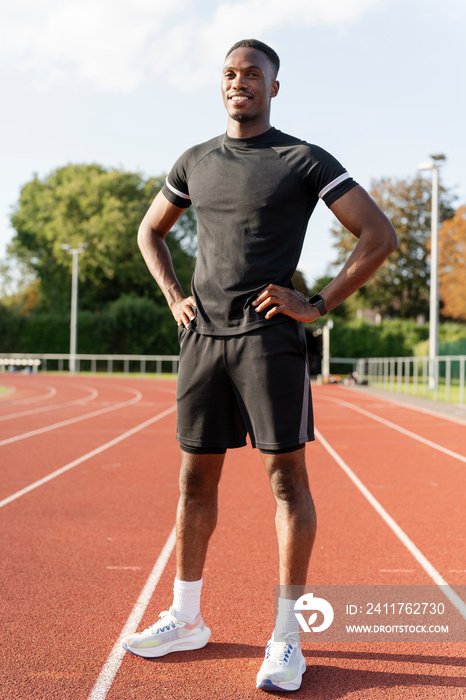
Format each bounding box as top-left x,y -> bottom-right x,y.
173,296 -> 197,328
252,284 -> 320,323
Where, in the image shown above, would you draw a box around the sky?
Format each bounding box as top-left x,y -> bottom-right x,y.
1,0 -> 465,289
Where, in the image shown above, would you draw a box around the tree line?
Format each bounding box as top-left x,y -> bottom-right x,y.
329,175 -> 460,320
1,163 -> 465,356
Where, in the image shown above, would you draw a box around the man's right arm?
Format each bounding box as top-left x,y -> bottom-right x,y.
138,190 -> 196,328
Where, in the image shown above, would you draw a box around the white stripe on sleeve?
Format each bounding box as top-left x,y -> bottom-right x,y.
165,178 -> 191,201
318,172 -> 351,200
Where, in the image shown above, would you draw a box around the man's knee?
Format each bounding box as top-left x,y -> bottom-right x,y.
179,451 -> 225,501
262,448 -> 311,505
270,471 -> 310,505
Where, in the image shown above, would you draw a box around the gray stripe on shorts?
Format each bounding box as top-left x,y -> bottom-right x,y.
298,361 -> 310,443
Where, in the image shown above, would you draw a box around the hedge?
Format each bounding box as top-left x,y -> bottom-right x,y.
0,297 -> 178,355
329,319 -> 430,359
1,302 -> 465,359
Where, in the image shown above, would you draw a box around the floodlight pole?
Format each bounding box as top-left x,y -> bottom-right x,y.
417,154 -> 446,394
62,243 -> 88,374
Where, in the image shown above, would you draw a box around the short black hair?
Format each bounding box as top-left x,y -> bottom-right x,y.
225,39 -> 280,79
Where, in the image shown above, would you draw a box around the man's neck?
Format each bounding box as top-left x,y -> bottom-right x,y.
226,117 -> 272,139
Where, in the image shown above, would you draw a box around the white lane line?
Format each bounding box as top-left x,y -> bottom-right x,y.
345,386 -> 466,426
0,385 -> 99,423
315,428 -> 466,621
0,382 -> 57,406
0,388 -> 142,446
0,404 -> 176,508
319,395 -> 466,465
87,526 -> 176,700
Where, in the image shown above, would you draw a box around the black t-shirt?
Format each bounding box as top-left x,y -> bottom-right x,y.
162,127 -> 357,335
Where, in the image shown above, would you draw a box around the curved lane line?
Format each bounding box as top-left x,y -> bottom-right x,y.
0,385 -> 100,423
319,395 -> 466,464
0,388 -> 143,446
87,526 -> 176,700
315,427 -> 466,621
0,404 -> 176,509
0,382 -> 57,406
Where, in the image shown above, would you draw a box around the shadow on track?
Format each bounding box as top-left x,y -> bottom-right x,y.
135,642 -> 466,698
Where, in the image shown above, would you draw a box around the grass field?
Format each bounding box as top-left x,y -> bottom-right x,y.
369,377 -> 464,403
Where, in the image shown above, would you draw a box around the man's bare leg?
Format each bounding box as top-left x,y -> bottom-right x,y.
256,446 -> 315,690
261,446 -> 316,589
176,451 -> 225,581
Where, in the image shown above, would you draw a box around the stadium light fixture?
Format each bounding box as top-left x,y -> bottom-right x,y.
62,243 -> 88,374
417,154 -> 446,394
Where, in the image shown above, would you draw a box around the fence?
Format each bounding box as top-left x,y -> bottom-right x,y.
0,353 -> 180,375
354,355 -> 466,404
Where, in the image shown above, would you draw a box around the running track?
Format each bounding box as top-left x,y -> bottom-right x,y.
1,374 -> 465,699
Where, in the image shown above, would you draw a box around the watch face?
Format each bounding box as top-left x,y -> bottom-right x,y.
309,295 -> 326,316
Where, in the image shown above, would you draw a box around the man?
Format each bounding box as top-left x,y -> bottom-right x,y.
122,39 -> 397,692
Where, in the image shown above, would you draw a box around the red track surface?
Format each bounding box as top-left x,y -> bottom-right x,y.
1,375 -> 465,699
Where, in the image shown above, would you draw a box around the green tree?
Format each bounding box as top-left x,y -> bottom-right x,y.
331,175 -> 455,318
8,164 -> 196,312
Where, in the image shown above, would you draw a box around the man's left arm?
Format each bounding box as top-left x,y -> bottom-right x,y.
253,185 -> 398,321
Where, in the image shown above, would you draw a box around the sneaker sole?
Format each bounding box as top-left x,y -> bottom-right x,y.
122,626 -> 211,659
256,657 -> 306,692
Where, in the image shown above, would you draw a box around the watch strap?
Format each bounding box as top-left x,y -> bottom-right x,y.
308,293 -> 327,317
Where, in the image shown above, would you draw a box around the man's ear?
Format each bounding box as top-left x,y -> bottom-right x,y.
271,80 -> 280,98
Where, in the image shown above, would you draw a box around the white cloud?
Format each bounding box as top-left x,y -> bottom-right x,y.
0,0 -> 383,92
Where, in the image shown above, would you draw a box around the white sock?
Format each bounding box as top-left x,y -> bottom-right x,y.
172,577 -> 203,623
273,597 -> 300,643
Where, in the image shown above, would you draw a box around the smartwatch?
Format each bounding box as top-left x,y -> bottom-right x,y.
308,293 -> 327,317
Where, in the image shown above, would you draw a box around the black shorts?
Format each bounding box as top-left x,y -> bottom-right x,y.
176,320 -> 314,453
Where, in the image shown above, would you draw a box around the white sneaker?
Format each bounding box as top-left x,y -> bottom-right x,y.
122,607 -> 211,658
256,636 -> 306,692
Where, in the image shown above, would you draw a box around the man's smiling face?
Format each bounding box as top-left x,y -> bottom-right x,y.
221,47 -> 279,126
